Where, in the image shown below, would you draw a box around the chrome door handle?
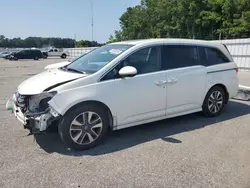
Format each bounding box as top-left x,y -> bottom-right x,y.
155,80 -> 167,86
167,78 -> 178,83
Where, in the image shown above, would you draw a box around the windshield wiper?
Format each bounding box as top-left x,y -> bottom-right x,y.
60,66 -> 85,74
66,67 -> 85,74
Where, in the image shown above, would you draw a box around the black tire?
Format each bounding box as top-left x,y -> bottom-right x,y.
61,54 -> 67,59
202,86 -> 226,117
14,57 -> 18,61
34,56 -> 39,60
43,55 -> 48,59
58,104 -> 110,150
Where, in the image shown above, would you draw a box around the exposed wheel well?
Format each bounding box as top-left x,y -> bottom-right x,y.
208,84 -> 229,104
65,100 -> 113,129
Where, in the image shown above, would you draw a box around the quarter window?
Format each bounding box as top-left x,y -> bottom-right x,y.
199,47 -> 229,66
161,45 -> 199,70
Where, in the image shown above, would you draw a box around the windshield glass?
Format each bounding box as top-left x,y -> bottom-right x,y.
66,44 -> 133,73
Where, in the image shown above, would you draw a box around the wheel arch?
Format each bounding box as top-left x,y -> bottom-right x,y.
64,100 -> 114,129
206,83 -> 229,104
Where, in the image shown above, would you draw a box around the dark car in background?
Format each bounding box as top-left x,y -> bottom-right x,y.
41,51 -> 48,59
8,49 -> 43,60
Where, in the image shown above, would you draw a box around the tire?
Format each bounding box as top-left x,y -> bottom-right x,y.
61,54 -> 66,59
43,55 -> 48,59
14,57 -> 18,61
58,104 -> 110,150
34,56 -> 39,60
202,86 -> 226,117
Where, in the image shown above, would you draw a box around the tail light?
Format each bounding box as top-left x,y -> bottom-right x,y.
235,67 -> 239,73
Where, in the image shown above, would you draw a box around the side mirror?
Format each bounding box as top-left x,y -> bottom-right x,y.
119,66 -> 137,78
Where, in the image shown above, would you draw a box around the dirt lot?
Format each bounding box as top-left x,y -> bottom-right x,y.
0,58 -> 250,188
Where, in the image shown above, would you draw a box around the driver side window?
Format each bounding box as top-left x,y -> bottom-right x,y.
101,46 -> 160,81
123,46 -> 160,74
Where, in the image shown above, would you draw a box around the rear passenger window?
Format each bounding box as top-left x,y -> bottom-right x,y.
199,47 -> 229,66
161,45 -> 199,70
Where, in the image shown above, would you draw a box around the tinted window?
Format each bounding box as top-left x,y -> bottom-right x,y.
31,50 -> 36,55
162,45 -> 199,70
122,46 -> 160,74
101,46 -> 160,81
18,50 -> 27,55
33,50 -> 40,55
199,47 -> 229,66
54,49 -> 58,52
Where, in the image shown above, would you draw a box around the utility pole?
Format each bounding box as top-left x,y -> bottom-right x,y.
74,34 -> 76,47
91,1 -> 94,42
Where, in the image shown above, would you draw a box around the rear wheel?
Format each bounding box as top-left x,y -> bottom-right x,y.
14,57 -> 18,61
61,54 -> 67,59
202,86 -> 225,117
58,104 -> 110,150
34,56 -> 39,60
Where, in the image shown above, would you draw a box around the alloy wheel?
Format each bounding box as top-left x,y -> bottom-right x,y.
208,90 -> 223,113
69,111 -> 103,145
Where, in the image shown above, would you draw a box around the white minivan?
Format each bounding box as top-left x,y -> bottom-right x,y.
6,39 -> 239,150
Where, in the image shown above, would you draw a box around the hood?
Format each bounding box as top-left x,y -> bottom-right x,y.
44,61 -> 71,70
18,68 -> 85,95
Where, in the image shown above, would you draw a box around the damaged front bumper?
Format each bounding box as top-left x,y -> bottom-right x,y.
6,98 -> 60,133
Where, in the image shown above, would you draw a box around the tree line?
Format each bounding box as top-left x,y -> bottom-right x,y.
0,35 -> 103,48
109,0 -> 250,42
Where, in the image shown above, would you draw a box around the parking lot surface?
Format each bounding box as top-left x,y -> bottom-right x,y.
239,71 -> 250,88
0,58 -> 250,188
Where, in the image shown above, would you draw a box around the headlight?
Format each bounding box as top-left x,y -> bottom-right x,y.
28,91 -> 57,112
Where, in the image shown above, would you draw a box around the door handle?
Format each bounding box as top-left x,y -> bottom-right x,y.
155,80 -> 167,86
167,78 -> 178,84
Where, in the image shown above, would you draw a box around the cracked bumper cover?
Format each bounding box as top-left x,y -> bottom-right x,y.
6,98 -> 59,132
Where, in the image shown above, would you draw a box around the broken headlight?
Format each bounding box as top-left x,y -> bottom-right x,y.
28,91 -> 57,113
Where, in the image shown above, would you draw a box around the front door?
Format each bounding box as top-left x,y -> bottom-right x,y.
161,45 -> 206,115
101,46 -> 167,126
48,49 -> 54,56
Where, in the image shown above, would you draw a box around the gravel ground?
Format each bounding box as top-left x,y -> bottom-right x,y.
0,58 -> 250,188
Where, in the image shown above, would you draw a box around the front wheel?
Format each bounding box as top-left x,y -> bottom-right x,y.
58,104 -> 110,150
202,86 -> 225,117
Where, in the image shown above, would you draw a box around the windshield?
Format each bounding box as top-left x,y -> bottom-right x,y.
66,44 -> 133,73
